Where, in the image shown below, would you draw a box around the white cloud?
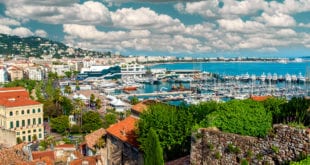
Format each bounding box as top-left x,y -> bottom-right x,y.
111,7 -> 182,30
34,29 -> 48,37
0,25 -> 33,37
218,18 -> 265,32
4,1 -> 111,25
0,17 -> 20,26
258,12 -> 296,27
299,23 -> 310,28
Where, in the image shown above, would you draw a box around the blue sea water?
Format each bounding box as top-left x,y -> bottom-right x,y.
150,62 -> 310,76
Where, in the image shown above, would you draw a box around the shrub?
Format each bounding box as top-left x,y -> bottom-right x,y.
202,99 -> 272,137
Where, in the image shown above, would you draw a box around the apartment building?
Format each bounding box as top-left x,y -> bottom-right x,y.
0,66 -> 8,83
0,87 -> 44,143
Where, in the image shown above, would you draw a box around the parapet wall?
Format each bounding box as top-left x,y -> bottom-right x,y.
190,125 -> 310,165
0,128 -> 16,147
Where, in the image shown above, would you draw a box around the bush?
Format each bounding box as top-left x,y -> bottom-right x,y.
290,157 -> 310,165
70,125 -> 81,134
201,100 -> 272,137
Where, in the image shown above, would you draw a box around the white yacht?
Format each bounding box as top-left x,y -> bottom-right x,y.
285,73 -> 291,82
259,72 -> 266,82
298,73 -> 306,83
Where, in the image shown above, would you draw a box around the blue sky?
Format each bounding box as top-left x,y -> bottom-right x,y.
0,0 -> 309,57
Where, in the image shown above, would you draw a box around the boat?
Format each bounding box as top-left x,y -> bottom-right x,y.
291,74 -> 297,82
272,73 -> 278,82
123,86 -> 137,91
298,73 -> 306,83
241,73 -> 250,81
285,73 -> 291,82
259,72 -> 266,82
251,74 -> 256,81
266,73 -> 272,81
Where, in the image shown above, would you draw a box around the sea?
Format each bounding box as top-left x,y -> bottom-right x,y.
131,61 -> 310,104
150,61 -> 310,76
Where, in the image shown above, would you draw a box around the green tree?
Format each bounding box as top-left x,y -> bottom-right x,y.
64,85 -> 72,95
262,97 -> 286,124
82,111 -> 103,133
143,128 -> 164,165
50,115 -> 69,133
137,103 -> 194,160
282,97 -> 310,125
90,94 -> 95,104
64,71 -> 72,78
103,113 -> 117,128
130,96 -> 139,105
62,97 -> 74,115
95,98 -> 102,110
202,99 -> 272,137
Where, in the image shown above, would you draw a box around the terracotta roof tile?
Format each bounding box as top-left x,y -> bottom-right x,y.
32,150 -> 55,161
131,100 -> 158,114
250,95 -> 272,102
55,144 -> 76,149
69,156 -> 100,165
0,87 -> 41,107
85,128 -> 106,150
0,143 -> 28,164
106,116 -> 139,147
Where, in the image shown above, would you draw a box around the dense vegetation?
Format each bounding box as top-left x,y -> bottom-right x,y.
201,100 -> 272,137
137,97 -> 310,161
143,128 -> 164,165
137,103 -> 194,160
290,157 -> 310,165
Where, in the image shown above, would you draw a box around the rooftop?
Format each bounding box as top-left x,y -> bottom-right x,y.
0,87 -> 41,107
250,95 -> 272,102
85,128 -> 106,150
106,116 -> 139,147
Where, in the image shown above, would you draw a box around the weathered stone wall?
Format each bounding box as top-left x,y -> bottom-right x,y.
190,125 -> 310,165
0,128 -> 16,147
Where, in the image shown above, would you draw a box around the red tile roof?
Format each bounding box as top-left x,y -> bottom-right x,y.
0,87 -> 41,107
55,144 -> 76,149
250,95 -> 272,102
106,116 -> 139,147
85,128 -> 106,150
0,143 -> 28,164
131,100 -> 158,114
69,156 -> 100,165
32,150 -> 55,161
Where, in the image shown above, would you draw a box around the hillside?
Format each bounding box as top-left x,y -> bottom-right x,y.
0,34 -> 111,58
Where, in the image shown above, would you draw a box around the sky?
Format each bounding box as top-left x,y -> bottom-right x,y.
0,0 -> 309,58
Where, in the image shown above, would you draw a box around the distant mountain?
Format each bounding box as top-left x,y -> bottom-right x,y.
0,33 -> 112,58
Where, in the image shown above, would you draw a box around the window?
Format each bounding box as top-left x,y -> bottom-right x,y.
22,120 -> 25,127
10,121 -> 13,128
28,130 -> 31,133
32,109 -> 35,113
22,131 -> 25,134
27,109 -> 30,114
33,118 -> 36,125
22,136 -> 26,141
21,110 -> 24,115
15,111 -> 19,115
16,132 -> 20,135
38,118 -> 42,124
38,108 -> 41,113
39,133 -> 42,138
28,119 -> 31,126
33,129 -> 36,133
10,111 -> 13,116
28,135 -> 31,142
16,121 -> 19,127
39,129 -> 42,132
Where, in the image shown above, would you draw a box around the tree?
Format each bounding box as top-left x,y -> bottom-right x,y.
62,97 -> 74,115
64,71 -> 72,78
95,98 -> 102,110
143,128 -> 164,165
90,94 -> 95,104
130,96 -> 139,105
16,137 -> 23,144
50,115 -> 69,134
32,134 -> 38,142
281,97 -> 310,125
202,99 -> 272,137
82,111 -> 103,133
103,113 -> 117,128
137,103 -> 194,161
262,97 -> 286,124
64,85 -> 72,95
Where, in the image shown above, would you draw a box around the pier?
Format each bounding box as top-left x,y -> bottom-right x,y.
117,91 -> 192,98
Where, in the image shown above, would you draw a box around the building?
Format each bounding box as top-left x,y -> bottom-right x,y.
51,64 -> 70,76
0,87 -> 44,143
7,66 -> 24,81
0,66 -> 8,83
105,100 -> 156,165
27,66 -> 44,81
77,65 -> 121,81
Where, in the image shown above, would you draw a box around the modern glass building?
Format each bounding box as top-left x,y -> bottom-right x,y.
77,65 -> 121,80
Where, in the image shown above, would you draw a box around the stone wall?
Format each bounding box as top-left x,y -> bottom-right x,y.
0,128 -> 16,147
190,125 -> 310,165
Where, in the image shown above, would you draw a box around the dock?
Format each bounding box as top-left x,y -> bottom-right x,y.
117,91 -> 192,97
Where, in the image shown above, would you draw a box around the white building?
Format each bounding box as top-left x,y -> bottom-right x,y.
51,64 -> 70,76
0,66 -> 8,84
27,67 -> 44,81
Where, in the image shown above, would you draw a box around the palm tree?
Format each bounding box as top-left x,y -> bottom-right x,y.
71,98 -> 85,128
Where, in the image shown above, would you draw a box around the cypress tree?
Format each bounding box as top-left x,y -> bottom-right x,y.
143,128 -> 164,165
